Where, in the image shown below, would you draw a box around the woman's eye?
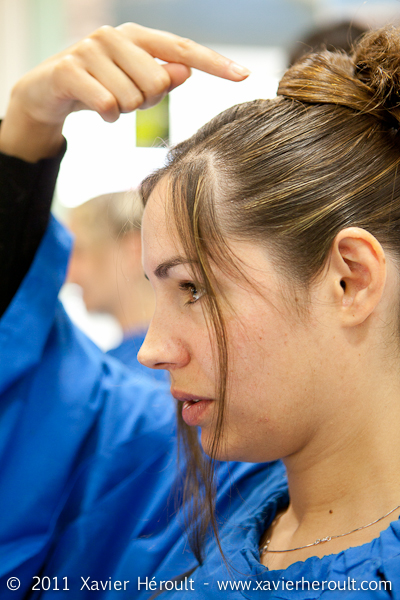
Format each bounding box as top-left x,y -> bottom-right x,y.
179,282 -> 205,304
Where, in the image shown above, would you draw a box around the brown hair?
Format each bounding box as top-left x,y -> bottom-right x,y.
141,26 -> 400,563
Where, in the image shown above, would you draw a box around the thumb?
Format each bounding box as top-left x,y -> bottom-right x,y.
163,63 -> 192,91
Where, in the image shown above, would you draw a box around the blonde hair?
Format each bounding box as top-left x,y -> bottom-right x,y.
70,190 -> 143,242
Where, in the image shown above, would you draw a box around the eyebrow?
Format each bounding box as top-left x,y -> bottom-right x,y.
154,256 -> 194,279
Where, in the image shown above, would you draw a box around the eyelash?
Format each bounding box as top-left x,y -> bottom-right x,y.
179,282 -> 205,305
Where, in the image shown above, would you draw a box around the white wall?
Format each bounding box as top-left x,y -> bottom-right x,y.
0,0 -> 30,116
170,45 -> 286,145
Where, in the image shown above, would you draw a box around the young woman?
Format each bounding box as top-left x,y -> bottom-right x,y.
136,26 -> 400,595
1,21 -> 400,599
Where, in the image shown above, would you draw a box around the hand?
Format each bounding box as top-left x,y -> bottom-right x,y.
0,23 -> 250,161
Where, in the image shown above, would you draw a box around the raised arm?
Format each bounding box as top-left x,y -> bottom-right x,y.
0,23 -> 250,162
0,23 -> 250,316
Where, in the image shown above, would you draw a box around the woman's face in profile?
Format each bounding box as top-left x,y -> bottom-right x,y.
139,181 -> 338,463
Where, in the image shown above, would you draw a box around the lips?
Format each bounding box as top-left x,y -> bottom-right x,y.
172,390 -> 214,427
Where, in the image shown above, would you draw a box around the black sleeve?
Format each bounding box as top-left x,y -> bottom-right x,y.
0,141 -> 67,317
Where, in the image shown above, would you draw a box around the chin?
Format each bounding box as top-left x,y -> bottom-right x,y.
200,429 -> 283,464
200,429 -> 249,462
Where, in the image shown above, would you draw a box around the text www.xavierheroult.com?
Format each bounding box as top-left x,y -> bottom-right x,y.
216,577 -> 391,593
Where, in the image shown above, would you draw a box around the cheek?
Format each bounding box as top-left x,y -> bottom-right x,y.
228,302 -> 312,384
219,313 -> 316,459
225,311 -> 289,388
188,319 -> 217,382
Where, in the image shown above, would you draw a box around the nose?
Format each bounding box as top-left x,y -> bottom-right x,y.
138,315 -> 190,371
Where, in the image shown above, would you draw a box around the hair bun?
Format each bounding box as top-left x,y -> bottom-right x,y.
278,26 -> 400,129
354,27 -> 400,121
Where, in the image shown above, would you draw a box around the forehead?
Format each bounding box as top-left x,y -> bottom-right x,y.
142,180 -> 184,268
141,179 -> 282,299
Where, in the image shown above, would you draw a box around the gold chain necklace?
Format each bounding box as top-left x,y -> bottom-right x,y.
260,504 -> 400,554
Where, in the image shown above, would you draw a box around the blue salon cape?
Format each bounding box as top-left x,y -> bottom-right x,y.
1,217 -> 400,598
0,217 -> 181,598
148,473 -> 400,600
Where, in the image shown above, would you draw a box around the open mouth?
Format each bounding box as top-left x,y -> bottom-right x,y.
182,398 -> 202,409
171,390 -> 214,426
180,398 -> 213,426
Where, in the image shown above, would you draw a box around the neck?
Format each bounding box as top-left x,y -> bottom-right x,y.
261,372 -> 400,571
284,374 -> 400,530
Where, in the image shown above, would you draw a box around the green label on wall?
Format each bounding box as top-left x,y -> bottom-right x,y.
136,95 -> 169,148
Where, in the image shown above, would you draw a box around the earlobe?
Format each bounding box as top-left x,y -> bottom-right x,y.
330,228 -> 386,326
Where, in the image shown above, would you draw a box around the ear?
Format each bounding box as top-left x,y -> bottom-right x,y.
327,227 -> 386,326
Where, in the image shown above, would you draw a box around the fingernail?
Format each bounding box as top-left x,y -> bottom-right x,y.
229,62 -> 251,78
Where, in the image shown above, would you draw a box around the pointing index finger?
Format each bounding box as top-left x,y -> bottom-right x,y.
116,23 -> 251,81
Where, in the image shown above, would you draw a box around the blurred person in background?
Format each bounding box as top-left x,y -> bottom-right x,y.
67,190 -> 166,376
289,20 -> 367,66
